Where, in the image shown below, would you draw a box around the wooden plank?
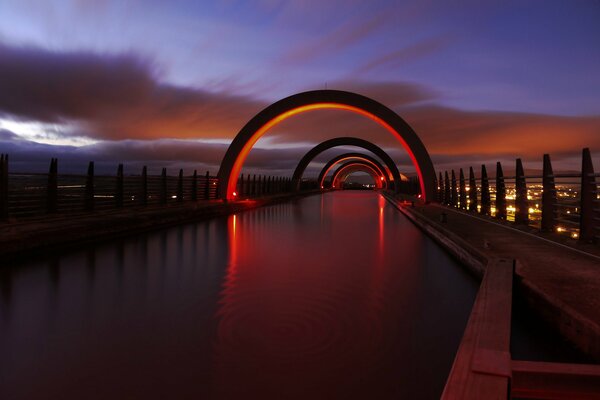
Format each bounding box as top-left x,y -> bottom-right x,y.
441,258 -> 514,400
511,360 -> 600,399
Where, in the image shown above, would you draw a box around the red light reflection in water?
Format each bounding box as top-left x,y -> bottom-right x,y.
212,193 -> 395,399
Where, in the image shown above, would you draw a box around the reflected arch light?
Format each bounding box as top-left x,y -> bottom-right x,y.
217,90 -> 436,201
318,153 -> 388,189
332,163 -> 383,189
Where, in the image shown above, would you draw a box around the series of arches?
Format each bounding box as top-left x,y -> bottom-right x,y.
217,89 -> 435,202
330,161 -> 386,189
317,152 -> 389,189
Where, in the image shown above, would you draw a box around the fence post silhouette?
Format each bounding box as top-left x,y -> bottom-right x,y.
116,163 -> 124,208
191,170 -> 197,201
444,171 -> 450,205
541,154 -> 556,232
141,166 -> 148,206
496,162 -> 506,220
468,167 -> 477,212
515,158 -> 528,225
580,148 -> 597,242
459,168 -> 467,210
480,165 -> 491,215
204,171 -> 210,200
47,158 -> 58,213
450,170 -> 457,207
177,169 -> 183,202
160,168 -> 167,205
84,161 -> 95,212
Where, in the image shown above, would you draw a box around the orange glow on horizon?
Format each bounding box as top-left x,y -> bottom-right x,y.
227,103 -> 426,200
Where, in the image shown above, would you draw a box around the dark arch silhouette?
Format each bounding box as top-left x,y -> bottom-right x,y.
331,161 -> 385,189
317,152 -> 387,189
217,90 -> 436,201
292,137 -> 403,193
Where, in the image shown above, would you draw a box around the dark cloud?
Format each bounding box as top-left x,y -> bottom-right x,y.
0,42 -> 266,140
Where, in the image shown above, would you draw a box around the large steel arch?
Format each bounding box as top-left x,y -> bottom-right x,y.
291,137 -> 402,193
317,153 -> 387,189
217,90 -> 436,201
332,162 -> 384,189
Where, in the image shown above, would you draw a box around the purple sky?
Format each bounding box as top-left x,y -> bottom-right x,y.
0,0 -> 599,176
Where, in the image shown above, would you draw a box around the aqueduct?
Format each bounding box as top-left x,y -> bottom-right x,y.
217,90 -> 435,201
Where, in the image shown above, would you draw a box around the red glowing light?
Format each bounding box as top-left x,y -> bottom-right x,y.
319,155 -> 386,189
233,192 -> 237,197
380,176 -> 384,181
226,102 -> 426,200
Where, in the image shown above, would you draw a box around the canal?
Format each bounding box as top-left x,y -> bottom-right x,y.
0,191 -> 581,399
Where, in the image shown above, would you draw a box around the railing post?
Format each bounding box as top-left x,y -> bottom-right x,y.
468,166 -> 477,212
1,154 -> 9,220
459,168 -> 467,210
580,148 -> 597,243
177,169 -> 183,202
481,165 -> 491,215
47,158 -> 58,213
141,166 -> 148,206
541,154 -> 556,232
496,162 -> 506,220
438,172 -> 443,203
204,171 -> 210,200
160,167 -> 167,205
84,161 -> 94,212
191,170 -> 197,201
444,171 -> 451,205
252,174 -> 256,196
115,163 -> 123,208
451,170 -> 457,207
515,158 -> 529,225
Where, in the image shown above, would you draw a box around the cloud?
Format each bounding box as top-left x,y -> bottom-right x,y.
277,10 -> 392,65
353,35 -> 452,75
0,42 -> 266,141
0,42 -> 597,175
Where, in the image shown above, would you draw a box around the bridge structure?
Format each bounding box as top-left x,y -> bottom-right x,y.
1,89 -> 600,398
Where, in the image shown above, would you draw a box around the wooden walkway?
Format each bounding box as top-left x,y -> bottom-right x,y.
441,258 -> 600,399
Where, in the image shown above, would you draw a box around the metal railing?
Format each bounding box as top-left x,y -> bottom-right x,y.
0,156 -> 293,221
436,148 -> 599,243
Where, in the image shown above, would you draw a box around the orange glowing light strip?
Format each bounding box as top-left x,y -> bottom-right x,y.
227,103 -> 426,200
319,156 -> 386,188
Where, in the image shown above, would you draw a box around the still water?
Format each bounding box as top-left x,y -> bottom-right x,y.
1,191 -> 484,399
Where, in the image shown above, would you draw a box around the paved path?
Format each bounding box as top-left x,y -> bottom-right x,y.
387,196 -> 600,361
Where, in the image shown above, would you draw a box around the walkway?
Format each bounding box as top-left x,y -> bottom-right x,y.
385,195 -> 600,361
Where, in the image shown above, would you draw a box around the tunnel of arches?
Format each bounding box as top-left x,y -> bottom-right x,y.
217,90 -> 436,201
317,153 -> 388,189
330,161 -> 386,190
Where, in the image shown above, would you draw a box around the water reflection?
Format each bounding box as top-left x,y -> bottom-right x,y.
0,192 -> 481,399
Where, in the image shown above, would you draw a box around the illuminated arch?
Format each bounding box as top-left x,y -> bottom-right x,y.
292,137 -> 403,193
317,153 -> 387,189
331,161 -> 385,189
217,90 -> 436,201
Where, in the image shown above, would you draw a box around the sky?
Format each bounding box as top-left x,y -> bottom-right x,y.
0,0 -> 599,176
